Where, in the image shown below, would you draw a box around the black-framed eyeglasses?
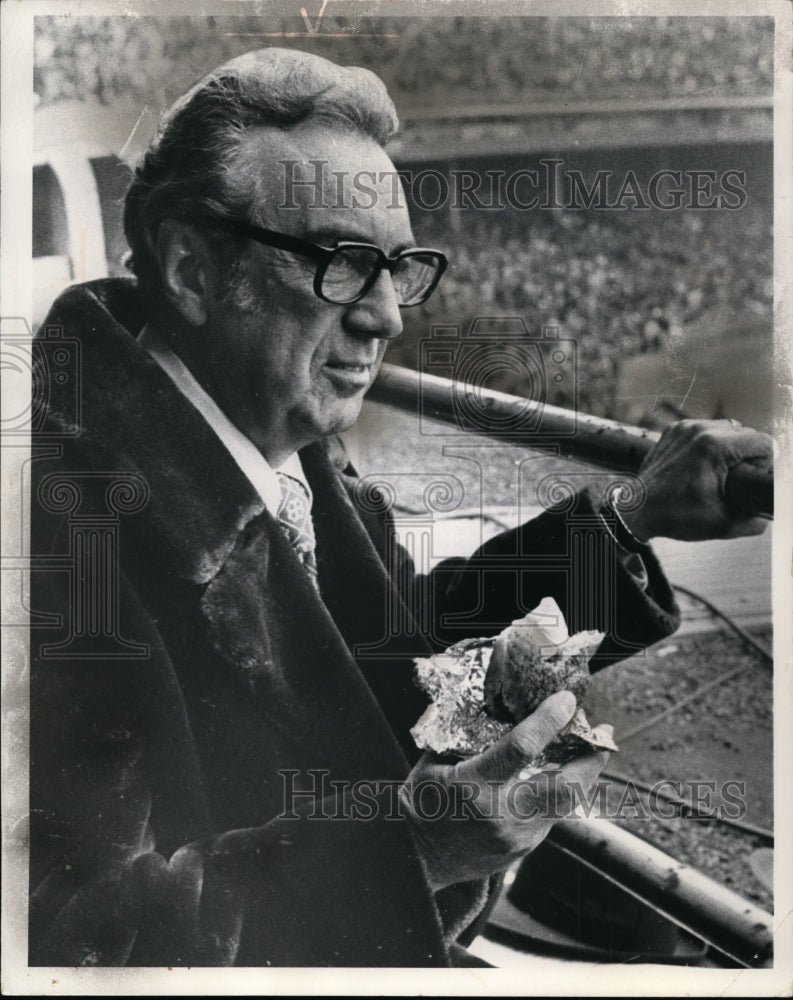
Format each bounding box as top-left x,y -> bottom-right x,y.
203,217 -> 448,307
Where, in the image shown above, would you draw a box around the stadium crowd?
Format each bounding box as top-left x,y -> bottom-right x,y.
391,203 -> 772,419
34,16 -> 772,110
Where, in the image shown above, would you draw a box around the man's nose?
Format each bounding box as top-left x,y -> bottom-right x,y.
343,269 -> 403,340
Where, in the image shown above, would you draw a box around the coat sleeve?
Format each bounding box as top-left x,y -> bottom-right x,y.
409,487 -> 680,669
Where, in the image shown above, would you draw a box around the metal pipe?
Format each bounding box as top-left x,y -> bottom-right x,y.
399,94 -> 773,123
368,364 -> 774,519
546,817 -> 774,967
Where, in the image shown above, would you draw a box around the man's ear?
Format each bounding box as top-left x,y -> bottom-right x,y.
156,219 -> 217,327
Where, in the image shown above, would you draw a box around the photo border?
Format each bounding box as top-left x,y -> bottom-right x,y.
2,1 -> 791,994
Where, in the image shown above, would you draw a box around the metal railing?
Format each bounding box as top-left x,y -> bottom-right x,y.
369,363 -> 774,519
398,94 -> 773,125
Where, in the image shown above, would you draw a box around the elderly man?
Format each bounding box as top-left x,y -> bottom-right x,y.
29,48 -> 771,967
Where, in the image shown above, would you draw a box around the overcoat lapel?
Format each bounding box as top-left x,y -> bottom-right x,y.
198,461 -> 422,784
302,442 -> 433,761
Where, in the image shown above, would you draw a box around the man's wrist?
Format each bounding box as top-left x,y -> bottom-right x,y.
399,784 -> 451,892
605,485 -> 652,548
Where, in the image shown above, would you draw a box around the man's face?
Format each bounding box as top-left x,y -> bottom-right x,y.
197,122 -> 415,465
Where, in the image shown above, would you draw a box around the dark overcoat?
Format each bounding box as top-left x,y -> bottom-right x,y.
29,279 -> 679,966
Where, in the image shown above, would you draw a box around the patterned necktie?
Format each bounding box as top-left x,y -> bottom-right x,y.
275,471 -> 319,591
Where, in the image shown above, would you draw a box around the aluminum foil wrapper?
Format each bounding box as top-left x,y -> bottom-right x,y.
411,639 -> 511,758
518,706 -> 619,776
410,599 -> 617,762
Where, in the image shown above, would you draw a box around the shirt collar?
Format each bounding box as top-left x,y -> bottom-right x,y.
139,324 -> 311,517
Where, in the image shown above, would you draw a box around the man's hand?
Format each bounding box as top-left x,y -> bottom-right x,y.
399,691 -> 609,891
620,419 -> 773,542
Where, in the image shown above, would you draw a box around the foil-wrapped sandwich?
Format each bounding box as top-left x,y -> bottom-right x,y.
410,597 -> 618,766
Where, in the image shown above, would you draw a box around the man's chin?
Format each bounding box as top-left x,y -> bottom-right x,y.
301,396 -> 366,444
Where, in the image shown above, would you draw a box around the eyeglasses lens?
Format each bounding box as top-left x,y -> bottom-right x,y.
321,247 -> 381,302
321,248 -> 442,305
392,254 -> 442,306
